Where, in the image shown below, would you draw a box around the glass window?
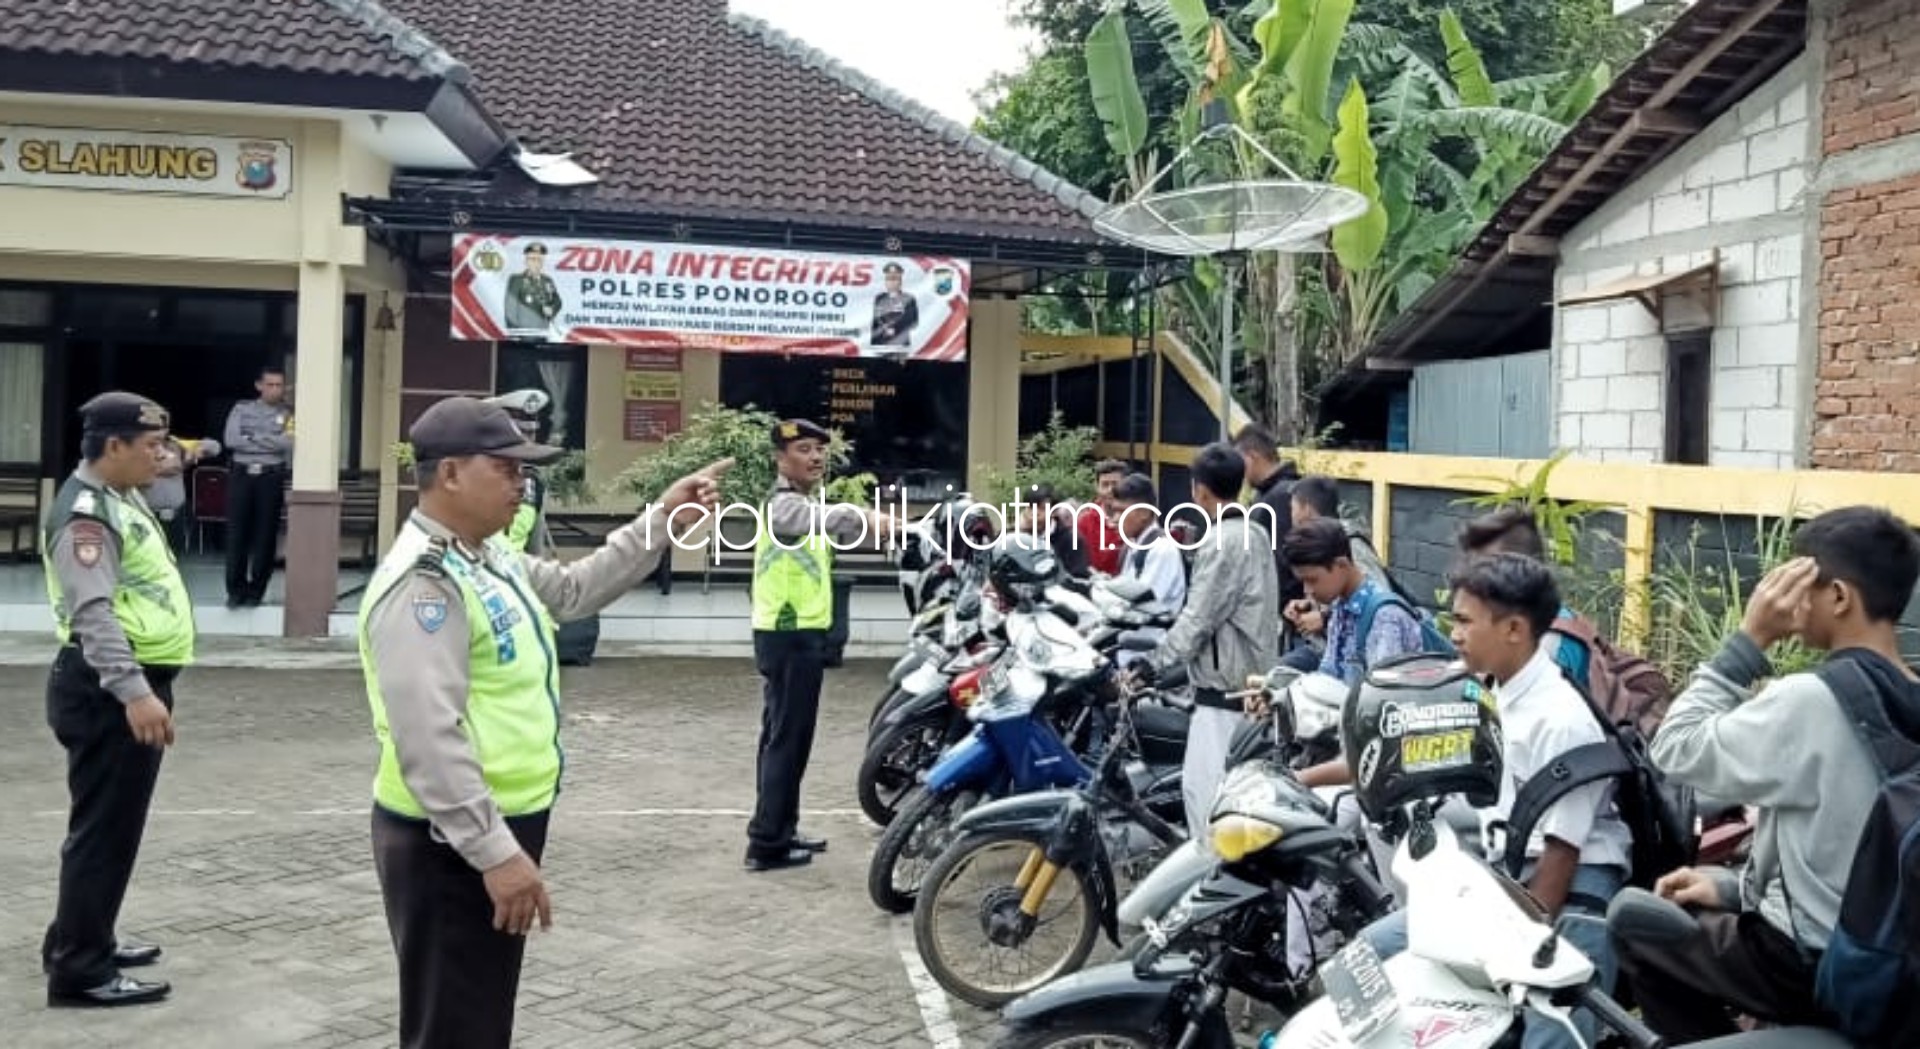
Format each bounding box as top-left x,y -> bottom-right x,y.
496,343 -> 588,450
69,289 -> 162,330
0,288 -> 52,328
174,296 -> 270,337
0,342 -> 44,463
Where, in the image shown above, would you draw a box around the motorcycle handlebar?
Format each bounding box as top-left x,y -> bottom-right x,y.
1339,850 -> 1392,916
1569,985 -> 1665,1049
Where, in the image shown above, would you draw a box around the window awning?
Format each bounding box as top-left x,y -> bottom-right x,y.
1557,257 -> 1719,331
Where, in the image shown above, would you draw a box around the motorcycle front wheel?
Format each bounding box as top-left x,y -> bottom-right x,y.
857,709 -> 949,827
868,787 -> 979,914
990,1014 -> 1233,1049
913,831 -> 1100,1008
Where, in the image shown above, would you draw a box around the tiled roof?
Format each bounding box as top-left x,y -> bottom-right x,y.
0,0 -> 466,83
381,0 -> 1105,243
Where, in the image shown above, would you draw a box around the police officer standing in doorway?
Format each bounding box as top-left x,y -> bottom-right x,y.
483,389 -> 554,556
41,392 -> 194,1008
222,365 -> 293,608
360,396 -> 727,1049
746,419 -> 895,871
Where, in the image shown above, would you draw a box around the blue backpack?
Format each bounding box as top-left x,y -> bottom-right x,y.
1354,587 -> 1456,658
1810,659 -> 1920,1048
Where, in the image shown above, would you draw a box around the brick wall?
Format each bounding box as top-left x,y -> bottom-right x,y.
1823,0 -> 1920,157
1811,0 -> 1920,469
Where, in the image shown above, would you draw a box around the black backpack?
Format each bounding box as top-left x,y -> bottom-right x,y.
1810,659 -> 1920,1048
1497,668 -> 1696,894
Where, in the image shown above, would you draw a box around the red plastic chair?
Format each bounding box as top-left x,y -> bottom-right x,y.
190,466 -> 229,555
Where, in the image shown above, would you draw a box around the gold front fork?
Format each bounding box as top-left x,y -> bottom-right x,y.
1014,847 -> 1060,917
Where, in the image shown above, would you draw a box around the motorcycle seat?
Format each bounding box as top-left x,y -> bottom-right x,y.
1133,703 -> 1191,766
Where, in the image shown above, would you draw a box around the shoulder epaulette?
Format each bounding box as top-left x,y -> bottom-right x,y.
412,535 -> 451,579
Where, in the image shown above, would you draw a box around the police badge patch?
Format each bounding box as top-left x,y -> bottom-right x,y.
412,592 -> 450,634
70,520 -> 107,568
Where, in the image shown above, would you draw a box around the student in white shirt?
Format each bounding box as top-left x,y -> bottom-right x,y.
1111,473 -> 1187,630
1358,553 -> 1631,1049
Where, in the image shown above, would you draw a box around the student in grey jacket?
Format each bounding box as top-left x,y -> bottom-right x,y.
1133,443 -> 1280,839
1613,506 -> 1920,1044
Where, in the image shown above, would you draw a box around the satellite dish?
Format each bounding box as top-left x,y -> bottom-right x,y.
1093,121 -> 1367,438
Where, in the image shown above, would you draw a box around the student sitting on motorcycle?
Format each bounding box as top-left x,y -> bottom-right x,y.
1128,443 -> 1279,841
1616,506 -> 1920,1044
1458,505 -> 1591,685
1286,518 -> 1428,789
1360,553 -> 1634,1049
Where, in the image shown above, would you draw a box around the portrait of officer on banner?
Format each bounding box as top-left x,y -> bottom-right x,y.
868,261 -> 919,350
503,242 -> 564,336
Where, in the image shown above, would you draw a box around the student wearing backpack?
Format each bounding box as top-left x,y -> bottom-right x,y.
1284,519 -> 1439,789
1457,506 -> 1674,737
1613,506 -> 1920,1046
1358,553 -> 1634,1049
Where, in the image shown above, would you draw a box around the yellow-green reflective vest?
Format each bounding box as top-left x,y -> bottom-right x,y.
43,477 -> 195,666
358,519 -> 563,818
752,497 -> 834,632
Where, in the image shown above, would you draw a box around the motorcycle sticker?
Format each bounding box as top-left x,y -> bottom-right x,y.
1401,729 -> 1475,772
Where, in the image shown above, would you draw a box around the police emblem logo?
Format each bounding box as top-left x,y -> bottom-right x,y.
138,402 -> 169,428
932,267 -> 955,295
412,592 -> 450,633
70,520 -> 107,568
236,141 -> 280,192
779,422 -> 798,439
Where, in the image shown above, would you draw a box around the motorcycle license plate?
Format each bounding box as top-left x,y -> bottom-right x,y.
984,662 -> 1011,697
1322,939 -> 1398,1044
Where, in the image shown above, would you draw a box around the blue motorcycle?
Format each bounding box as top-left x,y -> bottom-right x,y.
865,593 -> 1188,915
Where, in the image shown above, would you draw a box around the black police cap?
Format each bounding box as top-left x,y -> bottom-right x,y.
411,396 -> 563,464
771,419 -> 831,447
80,392 -> 169,436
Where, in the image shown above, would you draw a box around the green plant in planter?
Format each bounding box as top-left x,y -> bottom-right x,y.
1451,450 -> 1613,567
614,401 -> 851,508
979,409 -> 1101,505
824,471 -> 880,508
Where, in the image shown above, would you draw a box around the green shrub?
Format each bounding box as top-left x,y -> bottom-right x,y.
979,409 -> 1102,505
613,401 -> 852,509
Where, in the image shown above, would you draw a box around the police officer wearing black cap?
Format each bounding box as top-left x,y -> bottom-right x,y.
41,392 -> 194,1008
504,242 -> 563,334
746,419 -> 896,870
359,396 -> 728,1049
869,262 -> 919,347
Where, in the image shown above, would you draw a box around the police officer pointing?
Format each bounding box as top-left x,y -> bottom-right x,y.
745,419 -> 894,871
41,392 -> 194,1008
360,396 -> 726,1049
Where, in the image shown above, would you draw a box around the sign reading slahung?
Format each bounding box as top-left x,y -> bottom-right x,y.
0,125 -> 292,198
450,234 -> 970,360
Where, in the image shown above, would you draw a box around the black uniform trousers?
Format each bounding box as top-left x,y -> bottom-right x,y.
41,646 -> 176,992
1613,907 -> 1826,1044
746,628 -> 827,852
225,465 -> 285,602
371,806 -> 550,1049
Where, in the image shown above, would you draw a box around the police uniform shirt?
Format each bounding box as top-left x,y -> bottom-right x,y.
869,292 -> 917,346
224,399 -> 292,468
50,464 -> 170,702
766,475 -> 885,548
363,505 -> 672,871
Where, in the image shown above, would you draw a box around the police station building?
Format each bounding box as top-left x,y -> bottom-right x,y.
0,0 -> 1116,637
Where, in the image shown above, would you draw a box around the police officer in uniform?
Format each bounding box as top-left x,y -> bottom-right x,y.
221,365 -> 293,607
483,389 -> 554,556
868,262 -> 919,347
41,392 -> 193,1008
360,396 -> 726,1049
746,419 -> 895,871
503,242 -> 563,334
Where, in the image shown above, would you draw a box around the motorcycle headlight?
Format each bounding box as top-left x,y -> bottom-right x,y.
1209,813 -> 1284,863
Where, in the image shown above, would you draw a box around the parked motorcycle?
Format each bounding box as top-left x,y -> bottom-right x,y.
866,588 -> 1168,914
907,665 -> 1197,1008
859,643 -> 1003,827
